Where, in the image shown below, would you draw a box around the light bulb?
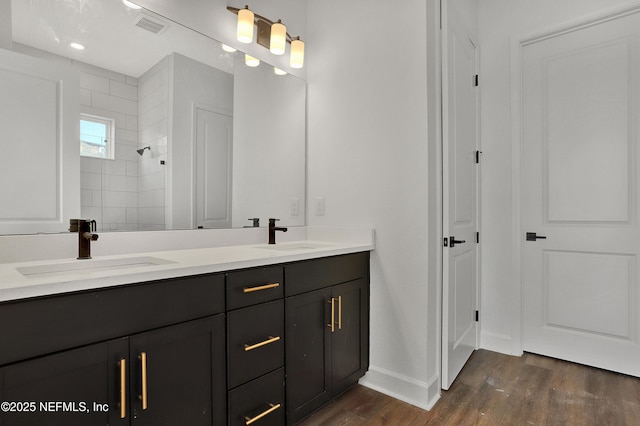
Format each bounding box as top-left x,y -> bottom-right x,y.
270,20 -> 286,55
274,67 -> 287,76
290,38 -> 304,69
222,44 -> 237,53
237,6 -> 254,44
245,54 -> 260,67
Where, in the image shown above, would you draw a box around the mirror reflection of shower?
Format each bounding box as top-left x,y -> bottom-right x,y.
136,146 -> 151,156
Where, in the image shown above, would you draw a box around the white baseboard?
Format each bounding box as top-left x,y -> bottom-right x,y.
479,331 -> 513,354
358,365 -> 441,411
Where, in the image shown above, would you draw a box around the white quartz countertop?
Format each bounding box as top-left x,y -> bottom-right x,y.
0,238 -> 373,302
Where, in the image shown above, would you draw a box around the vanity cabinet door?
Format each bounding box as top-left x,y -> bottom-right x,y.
284,277 -> 370,425
331,278 -> 369,395
129,315 -> 226,426
285,287 -> 332,424
0,338 -> 128,426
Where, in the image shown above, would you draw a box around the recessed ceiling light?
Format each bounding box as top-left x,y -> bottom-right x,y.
70,42 -> 85,50
122,0 -> 142,10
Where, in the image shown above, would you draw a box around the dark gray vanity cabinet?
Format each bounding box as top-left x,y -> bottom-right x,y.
0,274 -> 227,426
226,266 -> 286,426
284,252 -> 370,425
0,251 -> 370,426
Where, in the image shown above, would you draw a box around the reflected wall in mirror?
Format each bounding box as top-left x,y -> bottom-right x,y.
0,0 -> 306,235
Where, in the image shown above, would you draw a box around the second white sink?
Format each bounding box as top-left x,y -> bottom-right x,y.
17,256 -> 175,278
255,243 -> 329,251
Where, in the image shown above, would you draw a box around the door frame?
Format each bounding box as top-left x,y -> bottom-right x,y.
510,2 -> 640,357
439,0 -> 482,390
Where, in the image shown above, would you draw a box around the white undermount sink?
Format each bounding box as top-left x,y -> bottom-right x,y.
255,243 -> 329,251
16,256 -> 175,278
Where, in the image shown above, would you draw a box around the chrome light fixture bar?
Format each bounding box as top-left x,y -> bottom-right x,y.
227,5 -> 305,68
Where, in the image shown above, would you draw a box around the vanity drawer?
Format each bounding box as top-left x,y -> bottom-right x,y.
228,367 -> 285,426
227,299 -> 284,389
226,266 -> 284,310
285,252 -> 370,296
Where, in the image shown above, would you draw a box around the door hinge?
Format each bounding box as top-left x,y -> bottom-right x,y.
475,150 -> 482,164
474,74 -> 479,87
475,310 -> 479,322
476,232 -> 479,244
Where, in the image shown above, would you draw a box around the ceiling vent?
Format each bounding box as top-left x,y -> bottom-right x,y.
132,12 -> 170,35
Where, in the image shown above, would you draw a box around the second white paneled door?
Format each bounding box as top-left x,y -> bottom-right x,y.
442,2 -> 479,390
194,105 -> 233,229
522,8 -> 640,377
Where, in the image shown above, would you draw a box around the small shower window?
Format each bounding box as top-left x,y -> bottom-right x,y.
80,113 -> 115,159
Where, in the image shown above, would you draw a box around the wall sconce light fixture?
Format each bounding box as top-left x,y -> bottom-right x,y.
228,5 -> 305,68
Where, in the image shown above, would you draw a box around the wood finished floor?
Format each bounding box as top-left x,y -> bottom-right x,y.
298,349 -> 640,425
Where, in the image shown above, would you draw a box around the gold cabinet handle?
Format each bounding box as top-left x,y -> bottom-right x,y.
139,352 -> 148,410
118,359 -> 126,419
327,298 -> 335,333
243,282 -> 280,293
244,336 -> 281,352
338,295 -> 342,330
245,403 -> 281,425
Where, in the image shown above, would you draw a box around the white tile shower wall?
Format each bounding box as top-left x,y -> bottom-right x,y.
137,57 -> 169,231
77,62 -> 139,231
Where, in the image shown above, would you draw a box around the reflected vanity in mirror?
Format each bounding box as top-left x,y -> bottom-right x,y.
0,0 -> 306,235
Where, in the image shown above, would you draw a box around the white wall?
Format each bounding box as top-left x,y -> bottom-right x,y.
306,0 -> 441,409
479,0 -> 640,353
0,0 -> 10,50
232,56 -> 306,228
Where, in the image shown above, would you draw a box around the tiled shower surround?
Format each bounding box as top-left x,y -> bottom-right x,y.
78,60 -> 166,231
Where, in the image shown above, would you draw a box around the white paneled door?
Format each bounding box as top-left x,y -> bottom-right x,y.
522,9 -> 640,377
194,105 -> 233,229
442,2 -> 479,390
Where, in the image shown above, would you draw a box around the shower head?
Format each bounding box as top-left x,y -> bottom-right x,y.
136,146 -> 151,156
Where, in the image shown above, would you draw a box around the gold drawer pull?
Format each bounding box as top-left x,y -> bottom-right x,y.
139,352 -> 148,410
338,295 -> 342,330
327,298 -> 335,333
244,336 -> 281,352
243,282 -> 280,293
245,403 -> 281,425
118,359 -> 126,419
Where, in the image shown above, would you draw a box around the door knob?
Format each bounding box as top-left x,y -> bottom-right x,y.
526,232 -> 547,241
449,236 -> 466,248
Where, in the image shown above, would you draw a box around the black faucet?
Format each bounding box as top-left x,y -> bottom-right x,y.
245,218 -> 260,228
268,218 -> 288,244
69,219 -> 99,259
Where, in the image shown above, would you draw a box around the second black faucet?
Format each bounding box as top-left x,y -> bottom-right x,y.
268,218 -> 287,244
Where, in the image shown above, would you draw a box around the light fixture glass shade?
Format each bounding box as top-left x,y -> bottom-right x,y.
245,54 -> 260,67
290,38 -> 304,68
270,20 -> 287,55
221,44 -> 237,53
274,67 -> 287,76
70,42 -> 85,50
237,7 -> 254,43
